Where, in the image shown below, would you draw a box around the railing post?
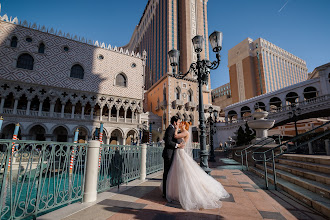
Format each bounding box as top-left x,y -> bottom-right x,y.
83,140 -> 100,203
245,149 -> 249,171
325,139 -> 330,156
308,142 -> 313,155
140,144 -> 147,180
263,153 -> 268,190
272,150 -> 277,190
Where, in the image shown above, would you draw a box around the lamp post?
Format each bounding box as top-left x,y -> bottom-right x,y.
168,31 -> 223,174
288,103 -> 301,137
208,106 -> 218,162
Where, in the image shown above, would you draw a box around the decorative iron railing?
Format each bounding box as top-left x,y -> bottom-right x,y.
97,145 -> 142,193
0,140 -> 87,220
146,145 -> 163,175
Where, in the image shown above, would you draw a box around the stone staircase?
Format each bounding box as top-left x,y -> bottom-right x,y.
249,154 -> 330,217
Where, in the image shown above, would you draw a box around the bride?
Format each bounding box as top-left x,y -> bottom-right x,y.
165,121 -> 229,210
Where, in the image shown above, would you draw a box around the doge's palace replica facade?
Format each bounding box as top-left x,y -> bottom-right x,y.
0,13 -> 147,145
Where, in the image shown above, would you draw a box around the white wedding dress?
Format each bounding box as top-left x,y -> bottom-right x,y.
165,134 -> 230,210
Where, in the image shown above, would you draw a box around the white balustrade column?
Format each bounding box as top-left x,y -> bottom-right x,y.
13,99 -> 19,114
116,109 -> 119,122
26,100 -> 31,115
124,109 -> 127,123
61,104 -> 65,118
71,105 -> 75,119
108,109 -> 111,121
83,140 -> 100,203
140,144 -> 147,180
38,101 -> 43,116
325,139 -> 330,156
81,106 -> 85,119
0,97 -> 5,113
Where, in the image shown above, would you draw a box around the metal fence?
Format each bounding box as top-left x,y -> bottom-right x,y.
146,145 -> 163,175
0,140 -> 87,220
0,140 -> 165,219
97,144 -> 142,192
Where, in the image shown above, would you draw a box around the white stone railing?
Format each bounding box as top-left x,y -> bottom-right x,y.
2,108 -> 140,124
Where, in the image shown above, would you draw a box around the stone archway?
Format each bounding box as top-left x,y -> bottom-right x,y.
110,129 -> 124,145
1,123 -> 22,139
126,129 -> 138,145
29,125 -> 46,141
53,126 -> 68,142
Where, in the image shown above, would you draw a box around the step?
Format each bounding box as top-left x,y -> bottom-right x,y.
281,154 -> 330,166
250,166 -> 330,217
256,163 -> 330,200
272,162 -> 330,185
276,158 -> 330,174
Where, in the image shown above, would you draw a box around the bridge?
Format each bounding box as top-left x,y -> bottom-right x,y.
215,63 -> 330,146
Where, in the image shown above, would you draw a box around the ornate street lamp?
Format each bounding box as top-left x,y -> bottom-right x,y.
208,106 -> 218,162
288,103 -> 301,138
168,31 -> 223,174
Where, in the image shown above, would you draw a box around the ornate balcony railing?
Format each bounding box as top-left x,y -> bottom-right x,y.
97,144 -> 142,192
1,108 -> 139,124
0,140 -> 87,220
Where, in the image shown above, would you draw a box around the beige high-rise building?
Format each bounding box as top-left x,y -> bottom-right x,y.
228,38 -> 308,103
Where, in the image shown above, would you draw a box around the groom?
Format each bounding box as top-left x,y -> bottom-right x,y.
162,116 -> 184,198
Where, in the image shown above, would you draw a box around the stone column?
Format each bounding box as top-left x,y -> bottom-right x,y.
26,100 -> 31,115
38,101 -> 43,116
0,97 -> 5,113
138,113 -> 141,124
61,103 -> 65,118
90,107 -> 94,120
140,144 -> 147,180
13,99 -> 19,114
106,138 -> 110,145
124,109 -> 127,123
71,105 -> 76,119
122,137 -> 126,145
116,108 -> 119,122
81,106 -> 85,119
99,107 -> 103,121
68,135 -> 73,143
45,134 -> 53,141
83,140 -> 100,203
50,101 -> 55,117
108,109 -> 111,121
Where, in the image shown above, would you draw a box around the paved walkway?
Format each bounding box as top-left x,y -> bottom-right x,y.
39,151 -> 327,220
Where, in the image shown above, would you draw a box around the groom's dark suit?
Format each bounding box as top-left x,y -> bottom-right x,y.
162,124 -> 180,197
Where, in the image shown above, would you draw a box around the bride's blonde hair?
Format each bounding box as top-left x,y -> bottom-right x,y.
181,121 -> 192,130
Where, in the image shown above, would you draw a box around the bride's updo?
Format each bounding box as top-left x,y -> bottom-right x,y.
181,121 -> 192,130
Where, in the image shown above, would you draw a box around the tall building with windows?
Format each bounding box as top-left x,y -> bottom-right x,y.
228,38 -> 308,103
124,0 -> 214,140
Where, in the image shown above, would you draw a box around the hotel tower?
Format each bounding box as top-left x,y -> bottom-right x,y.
228,38 -> 308,103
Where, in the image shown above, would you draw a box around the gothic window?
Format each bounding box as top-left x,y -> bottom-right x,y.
116,73 -> 127,87
16,53 -> 34,70
175,87 -> 180,100
70,64 -> 84,79
38,43 -> 45,54
10,36 -> 18,48
188,90 -> 193,102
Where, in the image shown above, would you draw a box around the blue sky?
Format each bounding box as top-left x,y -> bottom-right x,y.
1,0 -> 329,89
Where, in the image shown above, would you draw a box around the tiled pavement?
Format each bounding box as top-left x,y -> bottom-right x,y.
39,151 -> 327,220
